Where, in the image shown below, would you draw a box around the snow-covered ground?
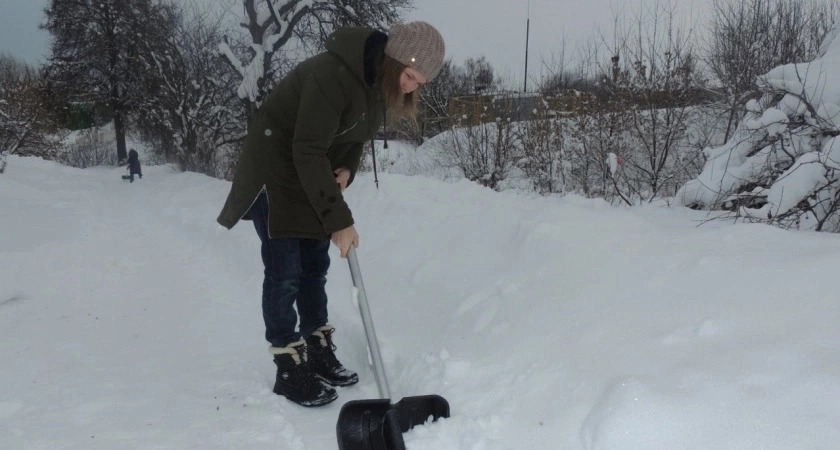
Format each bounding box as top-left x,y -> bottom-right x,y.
2,154 -> 840,449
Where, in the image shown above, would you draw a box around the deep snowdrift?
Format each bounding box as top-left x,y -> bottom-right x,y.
2,155 -> 840,449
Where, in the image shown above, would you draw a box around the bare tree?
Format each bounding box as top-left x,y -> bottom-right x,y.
42,0 -> 170,163
704,0 -> 838,142
417,60 -> 458,134
618,2 -> 700,201
135,1 -> 243,177
517,95 -> 566,194
562,29 -> 634,203
463,57 -> 495,93
412,56 -> 502,141
219,0 -> 408,118
537,36 -> 589,94
0,53 -> 57,162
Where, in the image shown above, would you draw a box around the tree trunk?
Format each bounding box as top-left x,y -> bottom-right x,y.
114,109 -> 127,163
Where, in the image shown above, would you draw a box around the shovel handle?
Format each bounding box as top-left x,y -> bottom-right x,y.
347,246 -> 392,400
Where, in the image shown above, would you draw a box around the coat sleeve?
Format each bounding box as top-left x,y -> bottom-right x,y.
343,142 -> 365,188
292,71 -> 354,235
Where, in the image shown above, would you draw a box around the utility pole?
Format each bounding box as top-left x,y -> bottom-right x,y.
524,0 -> 530,93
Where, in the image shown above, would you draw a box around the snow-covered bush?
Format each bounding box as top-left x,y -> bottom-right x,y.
705,0 -> 836,144
677,24 -> 840,232
434,115 -> 520,191
517,100 -> 566,195
60,126 -> 118,168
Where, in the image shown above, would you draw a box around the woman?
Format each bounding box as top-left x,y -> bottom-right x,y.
216,22 -> 445,407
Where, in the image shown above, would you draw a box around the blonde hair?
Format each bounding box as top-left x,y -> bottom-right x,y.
378,55 -> 419,120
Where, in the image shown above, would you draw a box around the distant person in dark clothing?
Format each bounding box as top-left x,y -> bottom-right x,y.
127,149 -> 142,182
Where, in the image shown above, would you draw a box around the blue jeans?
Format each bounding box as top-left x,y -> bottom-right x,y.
249,192 -> 330,348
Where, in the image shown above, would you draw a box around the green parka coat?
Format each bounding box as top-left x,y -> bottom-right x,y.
216,28 -> 387,239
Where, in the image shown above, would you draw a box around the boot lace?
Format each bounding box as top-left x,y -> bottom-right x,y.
315,329 -> 342,371
321,328 -> 338,352
287,345 -> 322,391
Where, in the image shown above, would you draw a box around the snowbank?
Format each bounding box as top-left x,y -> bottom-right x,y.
2,155 -> 840,449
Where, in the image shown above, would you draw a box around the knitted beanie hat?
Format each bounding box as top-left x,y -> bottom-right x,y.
384,21 -> 446,81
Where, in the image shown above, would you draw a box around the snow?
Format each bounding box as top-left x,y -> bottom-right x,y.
743,108 -> 788,136
3,154 -> 840,449
749,152 -> 827,219
608,152 -> 618,176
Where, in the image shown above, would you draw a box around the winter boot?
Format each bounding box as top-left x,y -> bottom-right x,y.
271,339 -> 338,407
304,325 -> 359,387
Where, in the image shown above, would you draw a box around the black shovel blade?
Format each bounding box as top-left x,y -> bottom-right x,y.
337,399 -> 405,450
393,395 -> 450,432
336,395 -> 450,450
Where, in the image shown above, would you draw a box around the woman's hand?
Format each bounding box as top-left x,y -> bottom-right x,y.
334,167 -> 350,192
331,225 -> 359,258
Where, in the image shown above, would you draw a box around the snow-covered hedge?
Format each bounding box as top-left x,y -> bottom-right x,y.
677,24 -> 840,232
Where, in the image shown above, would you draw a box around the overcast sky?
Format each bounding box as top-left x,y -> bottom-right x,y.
0,0 -> 50,64
406,0 -> 706,87
1,0 -> 704,88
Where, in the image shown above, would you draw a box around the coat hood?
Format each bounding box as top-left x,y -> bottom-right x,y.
325,27 -> 387,89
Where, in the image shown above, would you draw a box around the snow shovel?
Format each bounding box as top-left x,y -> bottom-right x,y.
336,247 -> 450,450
